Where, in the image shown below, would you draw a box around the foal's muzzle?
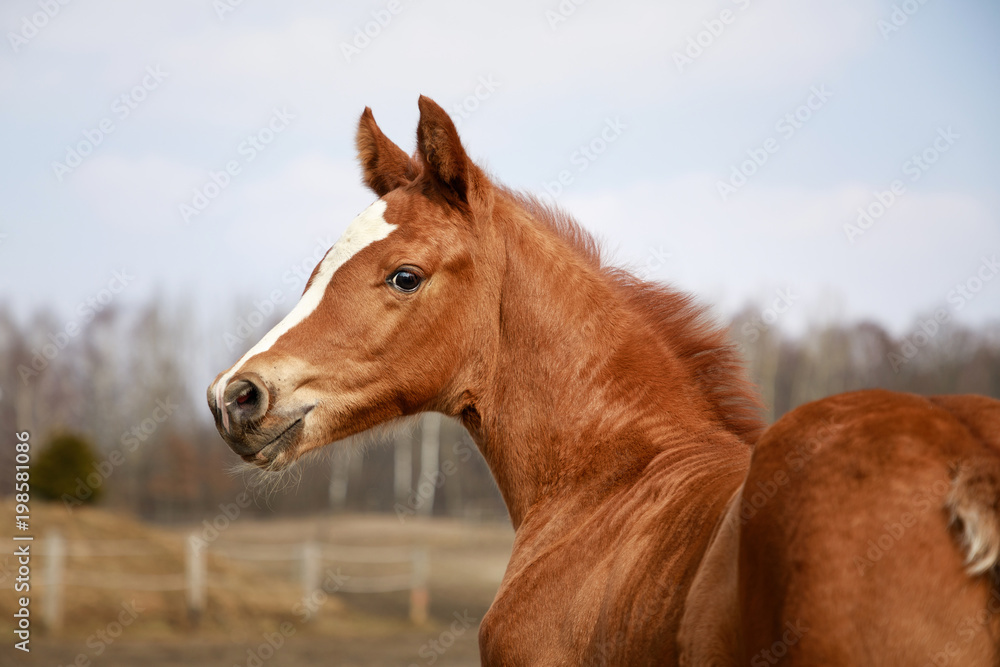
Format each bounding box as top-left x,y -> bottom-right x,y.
207,373 -> 274,454
210,372 -> 269,428
207,373 -> 313,464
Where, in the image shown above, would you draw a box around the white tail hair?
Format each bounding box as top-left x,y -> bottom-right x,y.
946,459 -> 1000,578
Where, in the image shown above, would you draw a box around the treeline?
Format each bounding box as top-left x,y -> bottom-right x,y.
0,300 -> 507,522
1,297 -> 997,522
730,305 -> 1000,423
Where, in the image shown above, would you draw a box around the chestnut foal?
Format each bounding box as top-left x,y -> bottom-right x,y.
208,96 -> 1000,665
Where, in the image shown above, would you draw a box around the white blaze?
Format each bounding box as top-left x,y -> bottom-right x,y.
216,199 -> 394,431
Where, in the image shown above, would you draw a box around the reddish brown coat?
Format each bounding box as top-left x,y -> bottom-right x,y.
209,97 -> 1000,666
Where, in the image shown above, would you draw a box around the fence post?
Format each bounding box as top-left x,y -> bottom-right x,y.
418,413 -> 441,517
301,542 -> 321,608
409,549 -> 429,625
328,448 -> 350,511
43,531 -> 65,632
394,430 -> 413,507
186,534 -> 205,623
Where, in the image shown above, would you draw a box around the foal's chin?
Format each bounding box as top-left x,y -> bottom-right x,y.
225,418 -> 309,472
240,442 -> 300,472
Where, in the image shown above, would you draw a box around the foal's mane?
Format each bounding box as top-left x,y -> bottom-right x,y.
509,190 -> 765,446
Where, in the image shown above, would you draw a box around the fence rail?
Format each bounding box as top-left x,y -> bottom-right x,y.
63,572 -> 188,591
38,532 -> 430,630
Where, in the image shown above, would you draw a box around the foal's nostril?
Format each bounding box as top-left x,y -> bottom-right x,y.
236,387 -> 253,405
222,375 -> 270,428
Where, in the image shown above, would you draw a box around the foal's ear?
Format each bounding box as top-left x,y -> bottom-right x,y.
356,107 -> 417,196
415,95 -> 475,202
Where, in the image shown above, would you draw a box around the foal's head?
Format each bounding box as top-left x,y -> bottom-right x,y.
207,97 -> 500,469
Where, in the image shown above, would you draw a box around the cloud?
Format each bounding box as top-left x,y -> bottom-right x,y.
3,0 -> 996,338
208,153 -> 371,245
559,175 -> 999,331
670,0 -> 878,88
2,0 -> 880,127
69,153 -> 201,233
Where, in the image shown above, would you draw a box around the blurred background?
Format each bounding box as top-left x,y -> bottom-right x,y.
1,0 -> 998,665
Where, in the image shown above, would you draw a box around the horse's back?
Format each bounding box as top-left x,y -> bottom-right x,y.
739,389 -> 1000,665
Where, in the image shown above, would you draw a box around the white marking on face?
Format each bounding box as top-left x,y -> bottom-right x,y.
216,199 -> 395,431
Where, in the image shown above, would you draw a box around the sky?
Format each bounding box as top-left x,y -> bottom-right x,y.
1,0 -> 998,352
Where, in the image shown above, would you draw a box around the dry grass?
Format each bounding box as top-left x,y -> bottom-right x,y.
0,499 -> 513,656
1,500 -> 347,640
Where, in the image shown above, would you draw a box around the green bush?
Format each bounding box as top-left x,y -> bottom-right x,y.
33,432 -> 103,504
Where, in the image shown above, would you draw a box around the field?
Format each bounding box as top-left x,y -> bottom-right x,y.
1,501 -> 514,666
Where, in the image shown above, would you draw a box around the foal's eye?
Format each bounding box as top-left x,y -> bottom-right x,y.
387,268 -> 423,293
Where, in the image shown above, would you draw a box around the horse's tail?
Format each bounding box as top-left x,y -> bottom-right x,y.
946,456 -> 1000,577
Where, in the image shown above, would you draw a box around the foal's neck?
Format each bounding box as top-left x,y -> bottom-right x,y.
464,202 -> 756,529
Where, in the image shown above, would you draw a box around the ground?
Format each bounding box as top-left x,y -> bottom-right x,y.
1,503 -> 514,666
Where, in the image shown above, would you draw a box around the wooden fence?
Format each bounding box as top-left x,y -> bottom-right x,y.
37,532 -> 429,631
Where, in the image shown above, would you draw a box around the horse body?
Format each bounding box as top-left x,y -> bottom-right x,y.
682,390 -> 1000,665
735,391 -> 1000,665
207,96 -> 1000,665
478,433 -> 749,665
448,187 -> 757,664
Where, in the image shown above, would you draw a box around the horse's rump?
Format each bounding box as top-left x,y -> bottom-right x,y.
738,389 -> 1000,665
